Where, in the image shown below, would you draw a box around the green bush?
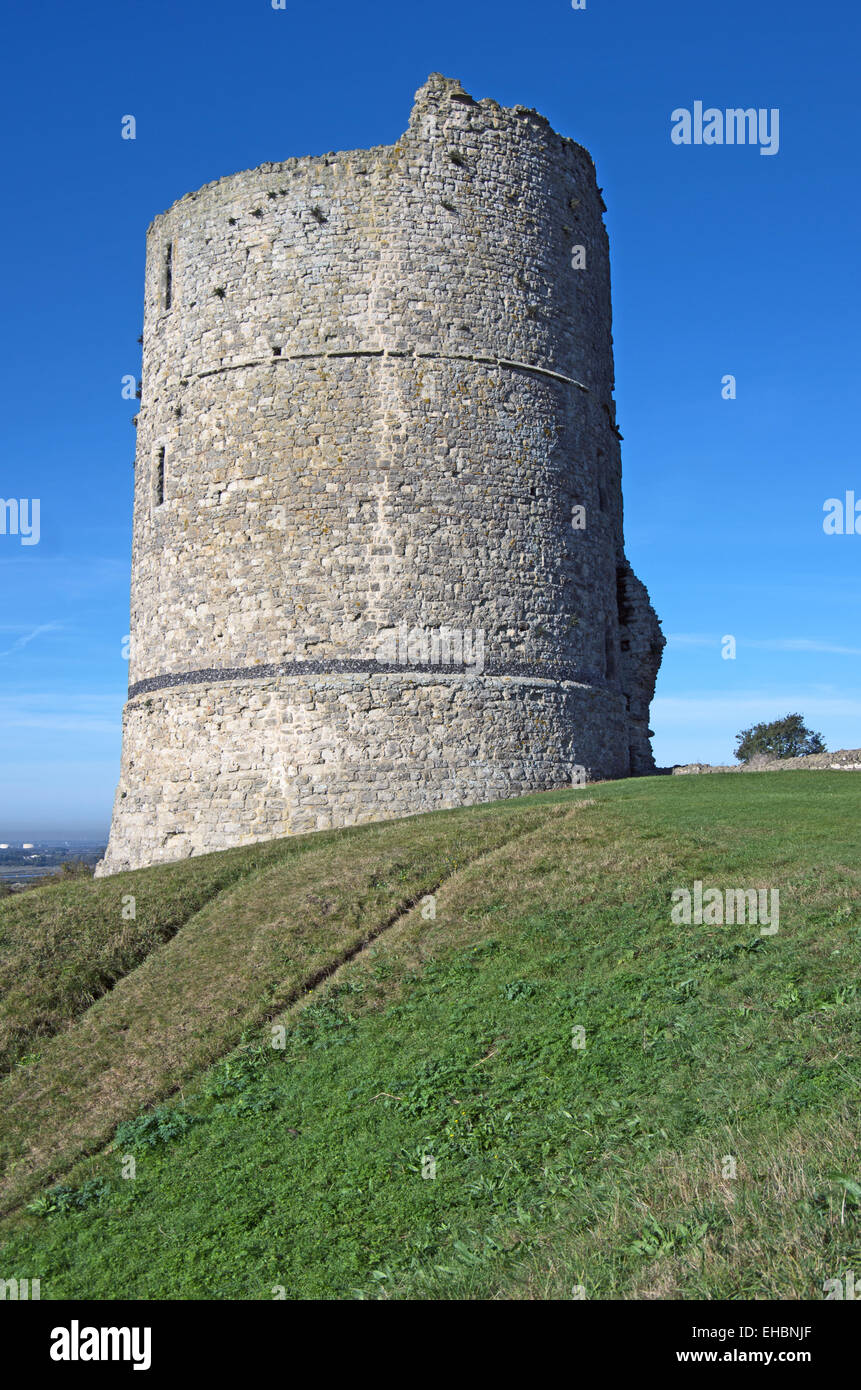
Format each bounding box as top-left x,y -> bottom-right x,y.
114,1105 -> 193,1151
735,713 -> 825,762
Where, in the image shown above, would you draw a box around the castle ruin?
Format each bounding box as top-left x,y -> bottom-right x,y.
97,74 -> 665,876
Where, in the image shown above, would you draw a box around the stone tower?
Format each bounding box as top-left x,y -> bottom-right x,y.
97,74 -> 664,876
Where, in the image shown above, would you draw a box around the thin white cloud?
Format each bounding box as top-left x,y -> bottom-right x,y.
0,624 -> 62,659
753,639 -> 861,656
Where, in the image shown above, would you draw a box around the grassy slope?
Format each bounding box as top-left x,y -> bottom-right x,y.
0,798 -> 563,1212
0,773 -> 858,1299
0,836 -> 306,1073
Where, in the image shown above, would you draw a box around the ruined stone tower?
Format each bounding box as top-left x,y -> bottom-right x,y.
97,74 -> 664,876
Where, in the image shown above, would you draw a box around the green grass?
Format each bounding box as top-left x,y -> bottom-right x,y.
0,773 -> 858,1299
0,797 -> 562,1211
0,835 -> 302,1074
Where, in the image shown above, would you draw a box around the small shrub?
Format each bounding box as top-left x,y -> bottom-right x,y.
502,979 -> 539,1002
60,859 -> 94,880
114,1104 -> 193,1151
27,1177 -> 112,1217
735,714 -> 826,762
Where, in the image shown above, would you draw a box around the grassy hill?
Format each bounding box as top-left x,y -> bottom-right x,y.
0,773 -> 858,1299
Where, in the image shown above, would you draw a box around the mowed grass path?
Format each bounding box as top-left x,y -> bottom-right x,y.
0,773 -> 858,1299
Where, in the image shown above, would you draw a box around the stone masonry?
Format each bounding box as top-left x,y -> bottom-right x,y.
97,74 -> 665,875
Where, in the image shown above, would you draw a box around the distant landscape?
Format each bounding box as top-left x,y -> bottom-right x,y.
0,844 -> 106,889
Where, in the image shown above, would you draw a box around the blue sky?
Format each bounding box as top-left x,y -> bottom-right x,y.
1,0 -> 858,838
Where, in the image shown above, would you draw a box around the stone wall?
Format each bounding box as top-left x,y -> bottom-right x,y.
673,750 -> 861,775
98,74 -> 664,875
101,673 -> 630,869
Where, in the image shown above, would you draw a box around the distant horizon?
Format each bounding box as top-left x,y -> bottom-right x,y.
0,836 -> 108,848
